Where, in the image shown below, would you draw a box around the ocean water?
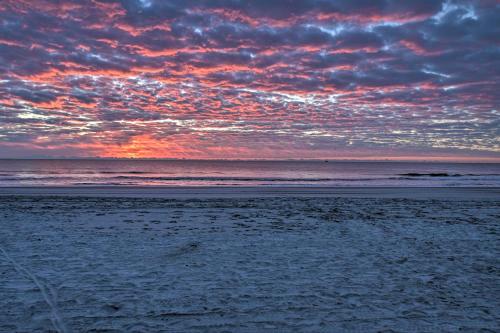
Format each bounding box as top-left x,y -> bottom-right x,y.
0,159 -> 499,187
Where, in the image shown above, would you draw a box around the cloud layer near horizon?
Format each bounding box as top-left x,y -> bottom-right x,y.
0,0 -> 499,159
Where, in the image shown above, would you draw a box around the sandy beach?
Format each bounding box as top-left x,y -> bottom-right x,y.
0,187 -> 499,332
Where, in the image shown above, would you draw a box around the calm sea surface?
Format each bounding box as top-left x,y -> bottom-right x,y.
0,159 -> 499,187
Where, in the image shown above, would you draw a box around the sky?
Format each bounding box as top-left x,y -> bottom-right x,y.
0,0 -> 499,160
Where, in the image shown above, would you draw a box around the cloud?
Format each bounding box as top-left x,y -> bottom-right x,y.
0,0 -> 498,159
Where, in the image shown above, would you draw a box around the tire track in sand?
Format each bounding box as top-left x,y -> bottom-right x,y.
0,247 -> 67,333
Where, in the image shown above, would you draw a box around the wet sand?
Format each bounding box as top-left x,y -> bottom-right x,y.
0,186 -> 499,200
0,188 -> 499,332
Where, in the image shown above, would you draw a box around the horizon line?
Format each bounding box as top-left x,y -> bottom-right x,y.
1,157 -> 499,163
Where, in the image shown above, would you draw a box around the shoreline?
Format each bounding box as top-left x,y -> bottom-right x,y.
0,186 -> 498,200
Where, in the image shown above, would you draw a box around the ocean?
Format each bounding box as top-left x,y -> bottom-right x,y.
0,159 -> 499,187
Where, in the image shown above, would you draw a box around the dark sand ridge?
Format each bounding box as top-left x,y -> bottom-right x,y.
0,186 -> 499,200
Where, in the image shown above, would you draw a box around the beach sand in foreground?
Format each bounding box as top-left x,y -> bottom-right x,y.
0,188 -> 499,332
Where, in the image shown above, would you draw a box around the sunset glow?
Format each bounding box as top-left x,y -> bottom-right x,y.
0,0 -> 499,160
